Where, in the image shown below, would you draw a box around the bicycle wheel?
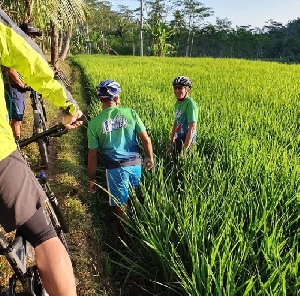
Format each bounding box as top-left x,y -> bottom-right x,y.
39,177 -> 69,233
55,70 -> 72,87
44,200 -> 70,255
2,232 -> 49,296
32,92 -> 49,169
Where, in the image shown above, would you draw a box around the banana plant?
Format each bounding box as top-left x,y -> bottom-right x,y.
144,21 -> 175,56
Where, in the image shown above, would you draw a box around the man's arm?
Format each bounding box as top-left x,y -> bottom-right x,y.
5,68 -> 27,89
166,121 -> 177,155
184,122 -> 197,150
138,131 -> 154,170
168,121 -> 177,146
87,148 -> 98,193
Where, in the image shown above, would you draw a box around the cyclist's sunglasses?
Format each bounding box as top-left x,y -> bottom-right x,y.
173,85 -> 185,90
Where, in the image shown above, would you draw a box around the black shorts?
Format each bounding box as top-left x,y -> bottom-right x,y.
18,205 -> 57,248
0,150 -> 46,232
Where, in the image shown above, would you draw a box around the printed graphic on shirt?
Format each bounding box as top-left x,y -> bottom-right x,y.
102,115 -> 128,134
174,124 -> 183,139
175,109 -> 181,119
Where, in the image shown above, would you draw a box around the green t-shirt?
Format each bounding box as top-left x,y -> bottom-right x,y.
174,97 -> 198,141
88,106 -> 146,165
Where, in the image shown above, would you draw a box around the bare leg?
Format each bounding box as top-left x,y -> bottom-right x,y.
35,237 -> 77,296
10,119 -> 22,140
113,205 -> 128,241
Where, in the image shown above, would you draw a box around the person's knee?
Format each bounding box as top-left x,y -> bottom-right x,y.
11,119 -> 23,125
113,205 -> 126,217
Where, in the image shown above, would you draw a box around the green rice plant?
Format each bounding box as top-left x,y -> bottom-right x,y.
72,55 -> 300,295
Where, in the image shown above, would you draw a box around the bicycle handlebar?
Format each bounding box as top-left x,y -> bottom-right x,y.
18,123 -> 66,148
18,114 -> 87,148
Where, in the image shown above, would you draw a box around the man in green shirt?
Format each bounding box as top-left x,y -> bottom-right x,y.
88,79 -> 154,240
167,76 -> 199,159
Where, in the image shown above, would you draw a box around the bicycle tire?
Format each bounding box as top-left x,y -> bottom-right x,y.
43,181 -> 69,233
40,178 -> 69,233
55,70 -> 72,87
1,232 -> 48,296
33,107 -> 49,169
44,200 -> 70,255
48,198 -> 70,233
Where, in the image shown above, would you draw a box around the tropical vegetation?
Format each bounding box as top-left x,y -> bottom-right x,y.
0,0 -> 299,294
2,0 -> 300,62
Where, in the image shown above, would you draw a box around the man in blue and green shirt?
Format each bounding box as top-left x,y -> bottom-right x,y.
167,75 -> 199,159
87,79 -> 154,240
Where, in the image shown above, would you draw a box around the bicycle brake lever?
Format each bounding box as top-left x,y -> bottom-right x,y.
75,114 -> 88,122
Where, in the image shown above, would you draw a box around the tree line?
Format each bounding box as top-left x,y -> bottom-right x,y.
2,0 -> 300,63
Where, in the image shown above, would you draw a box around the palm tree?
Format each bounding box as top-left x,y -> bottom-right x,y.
2,0 -> 89,62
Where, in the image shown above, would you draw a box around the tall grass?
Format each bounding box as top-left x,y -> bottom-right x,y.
72,55 -> 300,295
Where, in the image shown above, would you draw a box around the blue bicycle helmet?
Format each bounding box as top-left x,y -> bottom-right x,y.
96,79 -> 121,100
172,76 -> 192,88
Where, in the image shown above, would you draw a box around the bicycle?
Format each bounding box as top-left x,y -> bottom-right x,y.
51,60 -> 72,87
28,88 -> 49,169
26,63 -> 72,169
0,123 -> 74,296
0,231 -> 47,296
19,122 -> 71,255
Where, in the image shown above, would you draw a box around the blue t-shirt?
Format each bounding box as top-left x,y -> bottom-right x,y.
174,97 -> 198,142
87,106 -> 146,167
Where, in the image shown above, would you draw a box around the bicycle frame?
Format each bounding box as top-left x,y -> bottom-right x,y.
30,90 -> 47,124
29,90 -> 50,168
0,121 -> 80,295
0,231 -> 44,295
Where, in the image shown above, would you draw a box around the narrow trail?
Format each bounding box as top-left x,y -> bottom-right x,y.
43,63 -> 116,295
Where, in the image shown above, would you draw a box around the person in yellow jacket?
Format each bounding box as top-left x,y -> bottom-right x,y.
3,22 -> 42,140
0,10 -> 82,296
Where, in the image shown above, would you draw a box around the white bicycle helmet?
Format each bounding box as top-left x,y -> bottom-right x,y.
96,80 -> 121,100
172,76 -> 192,88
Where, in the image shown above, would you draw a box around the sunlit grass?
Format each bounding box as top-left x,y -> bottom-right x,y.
72,55 -> 300,295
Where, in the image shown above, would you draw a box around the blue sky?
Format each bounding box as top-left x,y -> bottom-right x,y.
111,0 -> 300,28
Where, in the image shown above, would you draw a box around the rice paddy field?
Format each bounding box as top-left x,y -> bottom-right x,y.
72,55 -> 300,295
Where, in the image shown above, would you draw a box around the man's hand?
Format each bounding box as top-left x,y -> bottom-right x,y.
62,110 -> 84,129
88,180 -> 96,194
143,156 -> 154,170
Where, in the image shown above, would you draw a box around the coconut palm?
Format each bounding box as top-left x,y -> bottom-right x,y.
2,0 -> 90,62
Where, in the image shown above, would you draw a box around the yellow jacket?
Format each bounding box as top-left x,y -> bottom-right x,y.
0,10 -> 78,161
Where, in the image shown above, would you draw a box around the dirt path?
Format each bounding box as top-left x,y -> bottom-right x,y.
19,63 -> 116,295
44,64 -> 116,295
